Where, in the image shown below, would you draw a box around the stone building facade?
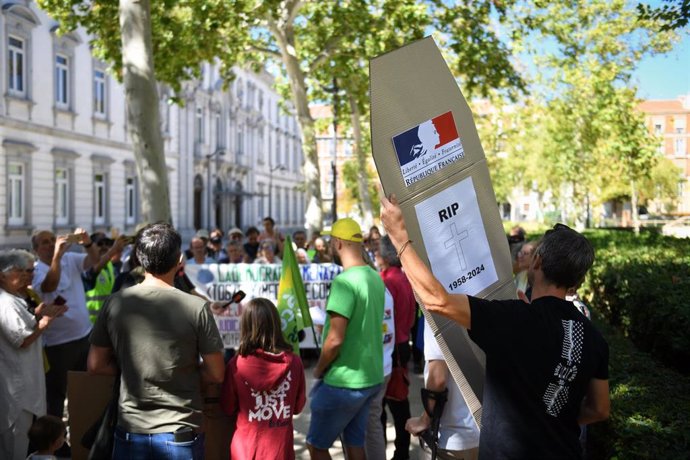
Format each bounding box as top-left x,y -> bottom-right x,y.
0,0 -> 305,248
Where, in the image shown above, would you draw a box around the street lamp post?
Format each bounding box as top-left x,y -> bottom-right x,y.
331,77 -> 338,223
268,163 -> 287,218
206,148 -> 225,229
320,75 -> 340,224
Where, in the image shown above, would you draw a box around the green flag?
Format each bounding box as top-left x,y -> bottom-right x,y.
277,235 -> 312,352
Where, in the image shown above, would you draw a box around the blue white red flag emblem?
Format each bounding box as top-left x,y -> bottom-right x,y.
392,111 -> 465,186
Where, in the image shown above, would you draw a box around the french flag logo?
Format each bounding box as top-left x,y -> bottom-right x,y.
392,111 -> 464,186
393,111 -> 459,167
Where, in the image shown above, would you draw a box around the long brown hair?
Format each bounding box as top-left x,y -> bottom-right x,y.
237,298 -> 292,357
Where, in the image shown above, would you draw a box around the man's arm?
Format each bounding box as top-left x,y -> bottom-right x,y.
87,345 -> 118,376
40,235 -> 70,293
380,194 -> 471,329
88,236 -> 127,275
406,359 -> 448,435
77,229 -> 100,271
577,378 -> 610,425
313,312 -> 348,379
200,351 -> 225,384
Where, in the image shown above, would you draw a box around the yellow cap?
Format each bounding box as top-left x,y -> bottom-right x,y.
325,218 -> 364,243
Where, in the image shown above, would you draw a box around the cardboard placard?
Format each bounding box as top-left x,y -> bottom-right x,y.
370,36 -> 516,428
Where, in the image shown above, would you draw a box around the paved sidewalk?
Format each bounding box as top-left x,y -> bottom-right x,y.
294,357 -> 425,459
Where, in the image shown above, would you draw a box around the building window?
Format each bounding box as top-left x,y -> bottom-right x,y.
675,138 -> 686,157
162,97 -> 171,134
344,140 -> 353,157
300,193 -> 305,220
237,129 -> 244,155
8,162 -> 25,225
236,79 -> 244,107
276,186 -> 282,223
258,127 -> 265,164
293,189 -> 299,225
55,54 -> 69,107
94,69 -> 106,116
94,173 -> 107,225
125,176 -> 137,225
8,36 -> 25,95
195,107 -> 205,144
247,82 -> 254,109
284,140 -> 290,171
215,111 -> 223,148
275,133 -> 281,166
55,168 -> 70,225
324,170 -> 333,199
257,183 -> 265,220
674,117 -> 685,134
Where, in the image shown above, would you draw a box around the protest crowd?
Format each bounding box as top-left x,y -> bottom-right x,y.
1,207 -> 609,460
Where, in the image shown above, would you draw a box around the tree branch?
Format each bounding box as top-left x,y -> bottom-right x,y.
250,44 -> 281,58
309,35 -> 341,73
285,0 -> 304,26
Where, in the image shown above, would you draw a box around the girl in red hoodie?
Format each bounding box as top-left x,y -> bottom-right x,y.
220,297 -> 306,460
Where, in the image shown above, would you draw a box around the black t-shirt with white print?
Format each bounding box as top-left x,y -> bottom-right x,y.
468,296 -> 608,460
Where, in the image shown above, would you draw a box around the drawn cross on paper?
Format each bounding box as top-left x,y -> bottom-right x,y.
444,223 -> 469,270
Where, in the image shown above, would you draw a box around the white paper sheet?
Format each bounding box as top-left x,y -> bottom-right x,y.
414,176 -> 498,295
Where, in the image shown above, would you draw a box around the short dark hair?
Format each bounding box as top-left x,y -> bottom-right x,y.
238,298 -> 292,356
293,230 -> 306,238
536,224 -> 594,289
135,222 -> 182,275
28,415 -> 65,451
263,216 -> 275,225
246,226 -> 260,236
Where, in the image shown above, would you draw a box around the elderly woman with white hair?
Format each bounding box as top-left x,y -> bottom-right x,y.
0,249 -> 67,460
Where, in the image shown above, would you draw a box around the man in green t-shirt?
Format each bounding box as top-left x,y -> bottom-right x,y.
307,218 -> 385,460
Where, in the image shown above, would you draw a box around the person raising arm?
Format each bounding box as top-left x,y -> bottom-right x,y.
380,194 -> 471,329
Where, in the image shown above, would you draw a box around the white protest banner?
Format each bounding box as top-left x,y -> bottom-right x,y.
184,263 -> 342,348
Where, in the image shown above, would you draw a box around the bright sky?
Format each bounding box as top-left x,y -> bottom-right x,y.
634,32 -> 690,100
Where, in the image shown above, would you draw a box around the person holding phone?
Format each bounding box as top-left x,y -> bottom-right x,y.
31,228 -> 100,432
0,249 -> 67,460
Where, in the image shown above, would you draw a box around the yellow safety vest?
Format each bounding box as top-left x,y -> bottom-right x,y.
85,262 -> 115,323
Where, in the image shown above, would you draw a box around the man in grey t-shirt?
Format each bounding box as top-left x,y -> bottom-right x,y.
89,223 -> 224,459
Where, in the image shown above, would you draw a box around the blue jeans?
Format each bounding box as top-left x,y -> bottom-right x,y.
113,427 -> 205,460
307,381 -> 382,449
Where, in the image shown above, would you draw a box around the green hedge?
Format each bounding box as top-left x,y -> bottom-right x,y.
581,229 -> 690,374
586,315 -> 690,459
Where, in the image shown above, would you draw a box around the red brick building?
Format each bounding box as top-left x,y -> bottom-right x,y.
639,95 -> 690,214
